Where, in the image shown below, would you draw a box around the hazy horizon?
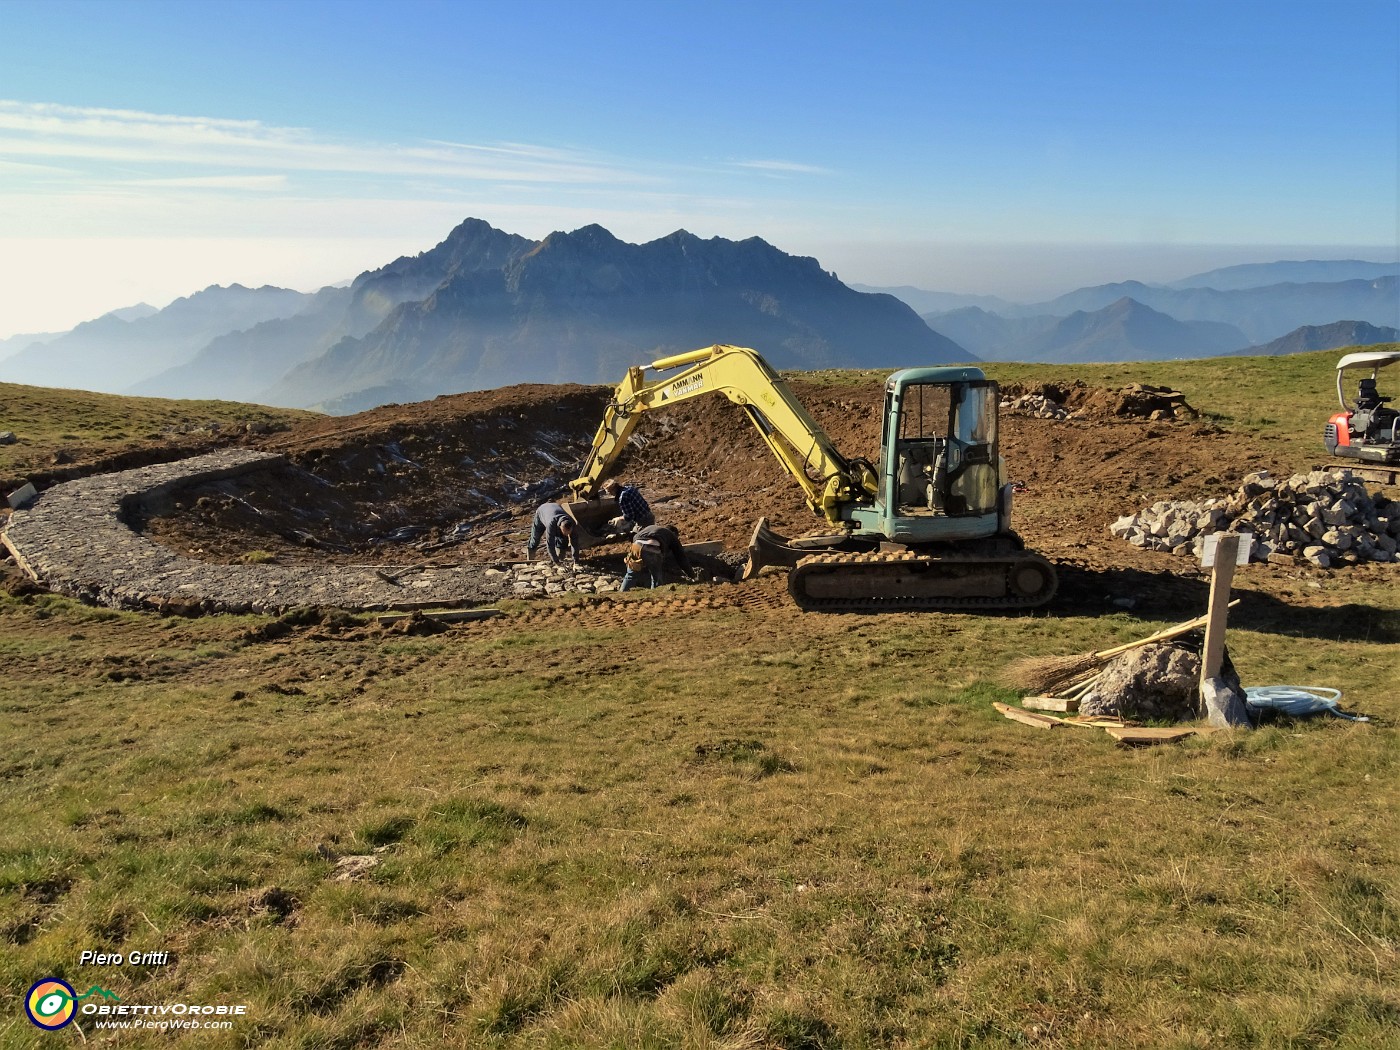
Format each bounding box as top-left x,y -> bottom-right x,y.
1,0 -> 1395,341
1,234 -> 1397,341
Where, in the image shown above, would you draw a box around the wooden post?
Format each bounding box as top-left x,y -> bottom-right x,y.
1199,533 -> 1239,686
1198,533 -> 1252,727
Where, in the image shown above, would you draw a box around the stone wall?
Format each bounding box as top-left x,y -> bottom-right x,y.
0,450 -> 525,614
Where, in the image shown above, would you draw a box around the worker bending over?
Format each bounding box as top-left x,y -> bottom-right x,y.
526,502 -> 581,565
620,524 -> 694,591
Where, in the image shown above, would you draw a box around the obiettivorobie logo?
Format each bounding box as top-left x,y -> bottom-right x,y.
24,979 -> 120,1030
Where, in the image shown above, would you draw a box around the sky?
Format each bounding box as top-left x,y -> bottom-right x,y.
0,0 -> 1396,338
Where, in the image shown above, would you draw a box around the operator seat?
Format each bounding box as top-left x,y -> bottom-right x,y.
1355,378 -> 1398,443
1356,378 -> 1387,410
897,440 -> 943,510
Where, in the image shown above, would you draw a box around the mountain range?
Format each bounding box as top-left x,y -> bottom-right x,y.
4,285 -> 311,393
930,299 -> 1250,363
1,220 -> 1396,413
272,224 -> 963,412
976,276 -> 1399,343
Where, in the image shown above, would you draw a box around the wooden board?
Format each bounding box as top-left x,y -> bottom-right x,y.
1022,695 -> 1080,712
1103,726 -> 1201,745
681,541 -> 725,556
993,702 -> 1064,730
374,608 -> 502,626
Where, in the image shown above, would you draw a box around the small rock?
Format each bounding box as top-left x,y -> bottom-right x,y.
1302,546 -> 1331,568
331,855 -> 379,882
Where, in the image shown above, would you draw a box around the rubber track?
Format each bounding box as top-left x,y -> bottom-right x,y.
787,549 -> 1058,612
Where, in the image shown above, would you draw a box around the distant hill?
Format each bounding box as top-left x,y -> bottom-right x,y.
0,304 -> 157,364
1030,298 -> 1247,362
129,287 -> 353,401
267,223 -> 970,412
0,329 -> 61,363
1228,320 -> 1400,357
105,303 -> 160,323
1169,259 -> 1399,291
1,284 -> 312,394
924,299 -> 1247,362
850,284 -> 1020,316
1011,277 -> 1399,344
918,307 -> 1060,361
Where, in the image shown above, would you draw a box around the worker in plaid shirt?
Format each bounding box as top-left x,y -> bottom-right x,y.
600,478 -> 655,533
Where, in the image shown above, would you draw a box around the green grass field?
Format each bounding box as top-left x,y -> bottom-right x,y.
2,352 -> 1397,1048
0,381 -> 316,484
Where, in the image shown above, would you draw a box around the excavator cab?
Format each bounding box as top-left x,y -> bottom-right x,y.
854,368 -> 1009,544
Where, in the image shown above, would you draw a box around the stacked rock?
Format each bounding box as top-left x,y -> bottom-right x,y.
1109,469 -> 1399,568
999,393 -> 1071,420
509,561 -> 621,598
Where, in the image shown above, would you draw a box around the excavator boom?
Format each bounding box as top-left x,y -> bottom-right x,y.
571,344 -> 875,523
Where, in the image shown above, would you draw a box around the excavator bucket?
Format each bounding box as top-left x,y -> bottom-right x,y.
562,497 -> 634,552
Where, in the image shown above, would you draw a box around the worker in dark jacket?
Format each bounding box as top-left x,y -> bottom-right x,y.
620,524 -> 694,591
601,478 -> 654,532
525,501 -> 580,565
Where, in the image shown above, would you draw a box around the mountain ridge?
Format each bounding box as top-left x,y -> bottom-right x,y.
267,222 -> 969,412
3,284 -> 312,394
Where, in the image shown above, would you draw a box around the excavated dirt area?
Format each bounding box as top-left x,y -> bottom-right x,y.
117,374 -> 1400,624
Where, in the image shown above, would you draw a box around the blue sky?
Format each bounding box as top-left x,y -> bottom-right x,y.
1,0 -> 1396,336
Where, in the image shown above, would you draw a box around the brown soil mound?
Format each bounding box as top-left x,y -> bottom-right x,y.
130,374 -> 1379,619
1001,380 -> 1198,420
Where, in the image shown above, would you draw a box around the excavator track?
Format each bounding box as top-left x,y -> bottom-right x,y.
787,548 -> 1057,612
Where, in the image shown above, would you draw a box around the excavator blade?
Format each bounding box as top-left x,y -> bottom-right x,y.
741,518 -> 867,580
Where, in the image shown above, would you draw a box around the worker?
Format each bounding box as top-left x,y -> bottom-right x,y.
525,501 -> 580,565
600,478 -> 654,532
619,524 -> 694,591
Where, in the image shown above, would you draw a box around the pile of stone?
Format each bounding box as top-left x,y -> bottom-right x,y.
1111,384 -> 1197,421
1000,393 -> 1071,420
1109,469 -> 1400,567
508,562 -> 621,598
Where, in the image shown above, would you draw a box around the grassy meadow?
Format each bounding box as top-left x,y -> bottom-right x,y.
2,351 -> 1398,1048
0,381 -> 316,484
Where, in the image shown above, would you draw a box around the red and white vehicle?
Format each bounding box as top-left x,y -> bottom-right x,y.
1324,350 -> 1400,466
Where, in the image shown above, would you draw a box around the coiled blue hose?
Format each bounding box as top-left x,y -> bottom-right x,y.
1244,685 -> 1369,722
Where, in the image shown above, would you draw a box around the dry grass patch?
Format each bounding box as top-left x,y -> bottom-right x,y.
5,586 -> 1395,1046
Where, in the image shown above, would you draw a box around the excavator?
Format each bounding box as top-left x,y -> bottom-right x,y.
564,344 -> 1057,612
1324,349 -> 1400,479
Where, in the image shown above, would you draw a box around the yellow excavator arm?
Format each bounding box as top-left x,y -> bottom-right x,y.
570,344 -> 875,524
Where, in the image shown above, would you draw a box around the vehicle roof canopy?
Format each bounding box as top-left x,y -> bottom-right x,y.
1336,350 -> 1400,372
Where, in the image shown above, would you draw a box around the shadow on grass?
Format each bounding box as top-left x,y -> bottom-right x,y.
1054,563 -> 1398,644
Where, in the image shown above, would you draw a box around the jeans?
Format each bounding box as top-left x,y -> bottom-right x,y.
619,547 -> 663,591
527,518 -> 568,563
527,516 -> 546,555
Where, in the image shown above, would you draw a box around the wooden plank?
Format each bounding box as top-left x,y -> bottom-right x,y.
1062,717 -> 1122,731
681,541 -> 724,556
374,608 -> 502,626
1104,726 -> 1200,745
993,702 -> 1064,730
1022,695 -> 1080,712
